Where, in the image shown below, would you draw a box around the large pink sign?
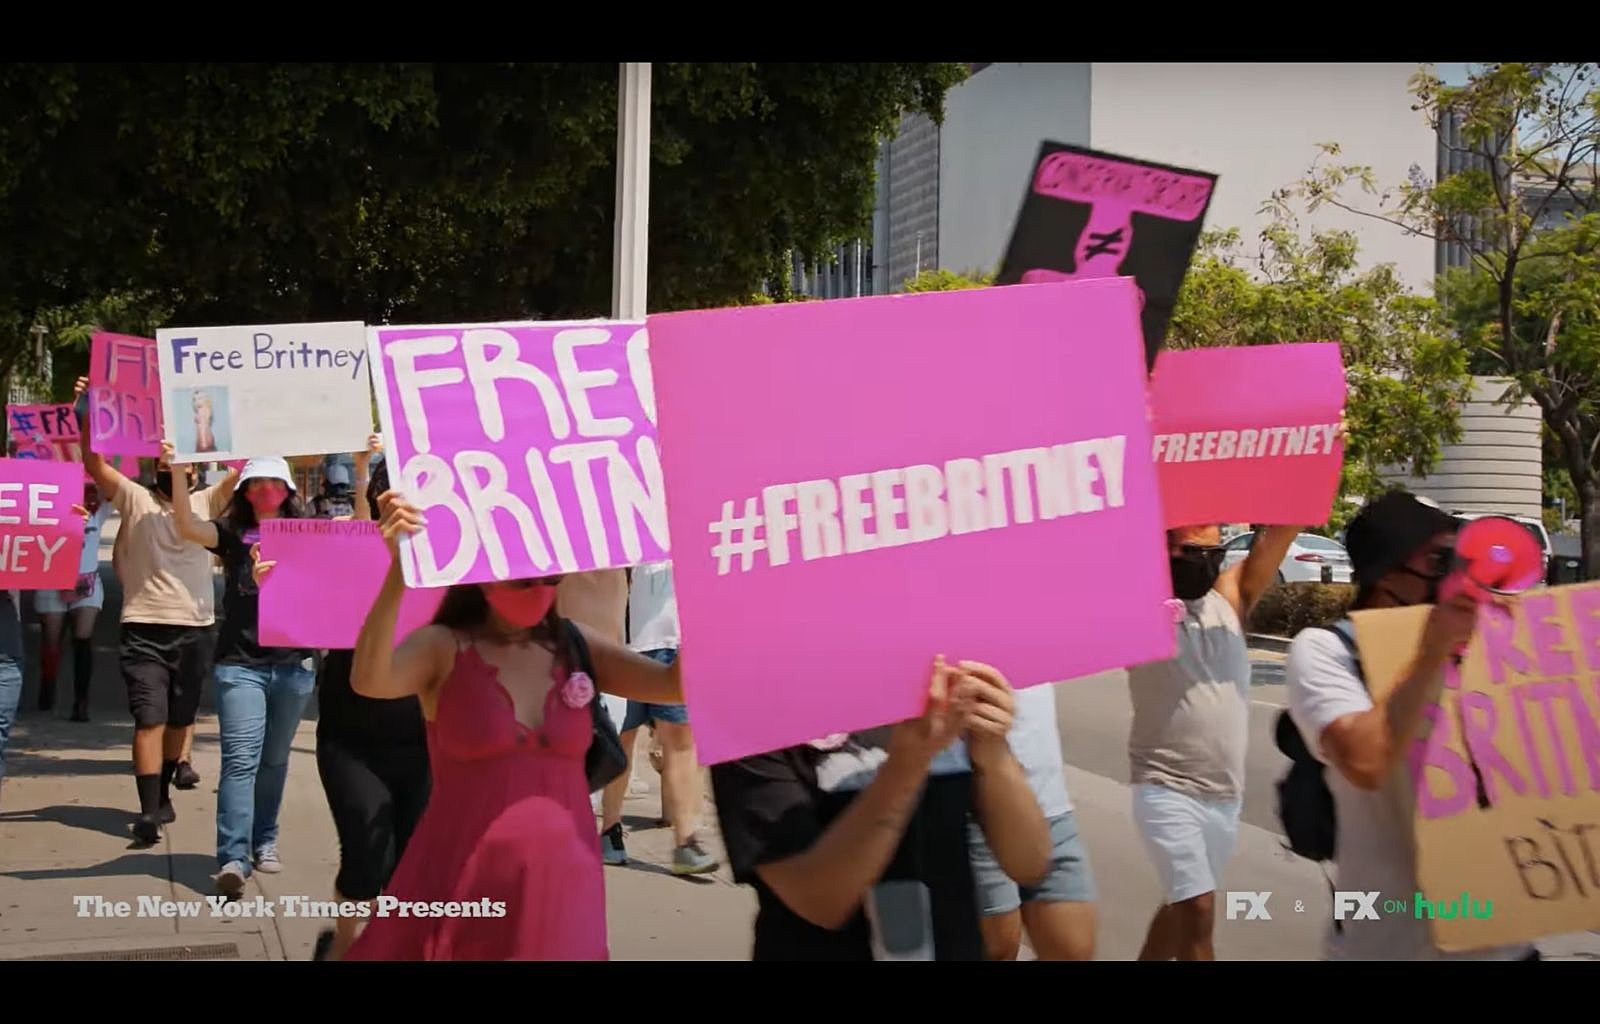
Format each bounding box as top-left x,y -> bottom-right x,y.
0,457 -> 87,590
368,321 -> 667,588
647,279 -> 1175,764
257,519 -> 445,649
1149,344 -> 1346,528
88,332 -> 164,458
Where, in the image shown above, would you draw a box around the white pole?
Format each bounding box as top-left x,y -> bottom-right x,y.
612,62 -> 652,320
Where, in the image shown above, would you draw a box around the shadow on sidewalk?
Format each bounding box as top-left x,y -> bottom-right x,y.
1,851 -> 217,895
0,803 -> 137,842
4,753 -> 127,777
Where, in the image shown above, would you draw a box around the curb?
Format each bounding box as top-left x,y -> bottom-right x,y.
1247,632 -> 1292,654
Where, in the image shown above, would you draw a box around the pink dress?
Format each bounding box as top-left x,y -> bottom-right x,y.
345,644 -> 607,960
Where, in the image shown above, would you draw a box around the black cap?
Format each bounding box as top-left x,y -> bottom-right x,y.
1346,490 -> 1458,591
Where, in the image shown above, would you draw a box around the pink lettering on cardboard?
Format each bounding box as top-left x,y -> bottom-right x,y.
88,332 -> 164,458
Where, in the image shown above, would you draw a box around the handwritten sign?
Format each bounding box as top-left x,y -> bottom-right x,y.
647,278 -> 1174,764
1149,344 -> 1346,527
0,458 -> 86,589
7,403 -> 83,467
368,320 -> 666,588
257,519 -> 445,649
89,332 -> 164,457
154,321 -> 371,462
1352,586 -> 1600,951
997,142 -> 1217,369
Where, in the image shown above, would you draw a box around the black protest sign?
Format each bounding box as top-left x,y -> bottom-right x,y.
997,142 -> 1217,370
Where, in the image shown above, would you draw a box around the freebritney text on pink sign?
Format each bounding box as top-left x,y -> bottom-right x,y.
368,321 -> 666,588
647,278 -> 1175,764
7,403 -> 81,463
257,519 -> 445,649
1148,343 -> 1346,528
0,458 -> 86,589
89,332 -> 164,458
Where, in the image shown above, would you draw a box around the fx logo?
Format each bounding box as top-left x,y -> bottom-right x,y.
1333,891 -> 1381,921
1225,891 -> 1272,921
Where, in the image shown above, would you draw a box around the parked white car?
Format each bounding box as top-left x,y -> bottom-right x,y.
1220,532 -> 1353,584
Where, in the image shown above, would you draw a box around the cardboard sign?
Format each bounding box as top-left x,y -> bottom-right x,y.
154,321 -> 371,463
0,457 -> 87,589
368,320 -> 666,588
647,278 -> 1175,764
88,332 -> 164,457
997,142 -> 1217,370
7,403 -> 82,464
1352,585 -> 1600,952
257,519 -> 445,649
1149,344 -> 1346,527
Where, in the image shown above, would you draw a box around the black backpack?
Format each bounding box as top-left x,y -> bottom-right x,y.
1274,625 -> 1363,863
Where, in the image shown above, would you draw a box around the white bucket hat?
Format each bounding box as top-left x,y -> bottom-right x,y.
238,457 -> 296,491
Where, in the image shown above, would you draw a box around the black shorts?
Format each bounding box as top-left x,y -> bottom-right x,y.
315,728 -> 431,901
120,623 -> 215,729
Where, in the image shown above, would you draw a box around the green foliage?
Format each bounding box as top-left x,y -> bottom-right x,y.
1250,582 -> 1356,636
0,62 -> 967,380
900,268 -> 994,292
1274,62 -> 1600,576
1169,224 -> 1471,533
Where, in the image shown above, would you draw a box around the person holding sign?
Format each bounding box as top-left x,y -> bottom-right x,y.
341,492 -> 683,960
80,380 -> 240,846
709,663 -> 1051,961
1285,492 -> 1537,961
33,480 -> 112,722
166,444 -> 315,899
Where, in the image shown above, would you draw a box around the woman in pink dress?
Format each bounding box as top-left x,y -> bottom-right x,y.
343,492 -> 682,961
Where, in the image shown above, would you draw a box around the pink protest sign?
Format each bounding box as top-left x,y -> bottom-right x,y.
7,403 -> 82,463
647,278 -> 1175,764
368,321 -> 666,588
0,457 -> 87,589
257,519 -> 445,649
1149,343 -> 1346,528
88,332 -> 164,457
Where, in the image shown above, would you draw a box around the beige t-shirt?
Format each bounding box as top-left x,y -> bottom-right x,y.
113,481 -> 230,627
1128,589 -> 1252,800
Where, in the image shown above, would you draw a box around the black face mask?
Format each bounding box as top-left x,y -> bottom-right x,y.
1170,546 -> 1226,601
154,470 -> 174,498
1379,547 -> 1453,607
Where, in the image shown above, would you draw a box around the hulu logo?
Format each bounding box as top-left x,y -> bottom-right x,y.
1413,891 -> 1493,921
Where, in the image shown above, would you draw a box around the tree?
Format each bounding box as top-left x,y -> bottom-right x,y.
1276,63 -> 1600,575
900,268 -> 994,292
1169,224 -> 1472,532
1,62 -> 967,379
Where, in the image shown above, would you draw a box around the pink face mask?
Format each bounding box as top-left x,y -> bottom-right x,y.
483,583 -> 558,629
247,481 -> 288,514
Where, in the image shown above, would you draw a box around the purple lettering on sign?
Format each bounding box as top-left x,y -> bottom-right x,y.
369,321 -> 668,588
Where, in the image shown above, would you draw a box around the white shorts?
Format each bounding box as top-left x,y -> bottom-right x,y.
1132,783 -> 1242,905
31,575 -> 105,614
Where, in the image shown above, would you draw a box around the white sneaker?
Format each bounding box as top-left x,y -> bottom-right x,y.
216,862 -> 248,899
254,843 -> 282,874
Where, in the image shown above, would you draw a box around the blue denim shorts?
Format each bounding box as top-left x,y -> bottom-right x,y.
968,810 -> 1096,914
621,648 -> 688,730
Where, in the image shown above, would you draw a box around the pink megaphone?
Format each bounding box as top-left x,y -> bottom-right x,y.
1437,516 -> 1545,604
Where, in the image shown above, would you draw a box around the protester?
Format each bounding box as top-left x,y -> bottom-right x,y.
81,380 -> 239,844
285,439 -> 432,960
711,660 -> 1051,961
341,491 -> 684,960
966,684 -> 1097,960
1127,520 -> 1300,961
1285,491 -> 1536,961
0,588 -> 29,798
311,458 -> 357,520
598,562 -> 718,875
34,480 -> 112,721
167,443 -> 315,897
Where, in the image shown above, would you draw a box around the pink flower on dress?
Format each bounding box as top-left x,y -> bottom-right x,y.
562,671 -> 595,709
1165,598 -> 1187,624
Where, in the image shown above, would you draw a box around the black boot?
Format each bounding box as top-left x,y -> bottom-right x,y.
37,676 -> 55,713
70,638 -> 92,721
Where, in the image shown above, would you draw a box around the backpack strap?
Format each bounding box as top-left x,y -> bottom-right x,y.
1316,623 -> 1368,692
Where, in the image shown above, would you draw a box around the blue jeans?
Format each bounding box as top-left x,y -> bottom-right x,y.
214,661 -> 315,871
620,648 -> 687,730
0,656 -> 22,786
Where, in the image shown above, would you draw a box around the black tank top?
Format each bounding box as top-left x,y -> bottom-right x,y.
316,648 -> 427,747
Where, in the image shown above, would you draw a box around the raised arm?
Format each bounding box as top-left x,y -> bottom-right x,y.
351,492 -> 453,704
962,661 -> 1051,887
1221,524 -> 1301,622
353,433 -> 381,523
161,440 -> 218,548
74,376 -> 128,502
581,626 -> 684,704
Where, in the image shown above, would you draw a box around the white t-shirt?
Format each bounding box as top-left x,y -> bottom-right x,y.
627,561 -> 678,653
1286,621 -> 1533,962
78,505 -> 112,576
1006,685 -> 1073,819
